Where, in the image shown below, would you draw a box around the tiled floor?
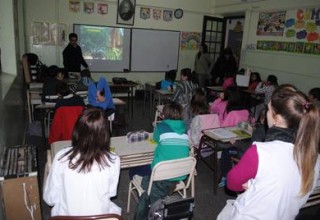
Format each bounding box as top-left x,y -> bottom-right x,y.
0,73 -> 319,220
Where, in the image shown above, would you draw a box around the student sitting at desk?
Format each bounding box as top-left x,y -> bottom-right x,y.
69,69 -> 93,93
218,85 -> 320,220
160,69 -> 177,90
247,72 -> 261,91
42,65 -> 65,103
134,101 -> 190,219
48,81 -> 85,145
88,77 -> 115,116
44,108 -> 121,217
210,89 -> 228,123
54,81 -> 85,110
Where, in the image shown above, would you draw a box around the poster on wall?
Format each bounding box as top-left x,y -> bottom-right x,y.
69,0 -> 80,13
140,7 -> 150,20
32,22 -> 68,46
257,40 -> 320,55
117,0 -> 135,26
256,11 -> 286,36
285,8 -> 320,42
97,3 -> 108,15
83,2 -> 94,14
180,32 -> 201,50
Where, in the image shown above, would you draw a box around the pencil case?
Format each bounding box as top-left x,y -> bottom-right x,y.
126,130 -> 149,143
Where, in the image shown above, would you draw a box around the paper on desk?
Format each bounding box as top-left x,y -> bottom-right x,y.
208,128 -> 237,139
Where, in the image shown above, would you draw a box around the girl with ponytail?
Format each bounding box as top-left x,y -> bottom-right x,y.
218,84 -> 320,220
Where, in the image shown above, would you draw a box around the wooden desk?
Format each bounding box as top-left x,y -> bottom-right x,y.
199,126 -> 252,195
154,89 -> 173,106
206,86 -> 224,92
109,82 -> 138,117
144,82 -> 156,115
50,136 -> 156,169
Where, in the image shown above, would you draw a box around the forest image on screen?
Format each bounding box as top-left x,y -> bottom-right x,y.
79,26 -> 124,61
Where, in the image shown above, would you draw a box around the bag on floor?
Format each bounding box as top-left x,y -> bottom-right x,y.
148,195 -> 194,220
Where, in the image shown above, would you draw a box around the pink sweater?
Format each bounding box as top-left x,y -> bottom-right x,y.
210,98 -> 227,123
227,145 -> 258,191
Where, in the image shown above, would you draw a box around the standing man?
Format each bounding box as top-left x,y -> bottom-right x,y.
63,33 -> 88,77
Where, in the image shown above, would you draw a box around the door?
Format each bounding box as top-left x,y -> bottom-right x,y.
201,16 -> 226,66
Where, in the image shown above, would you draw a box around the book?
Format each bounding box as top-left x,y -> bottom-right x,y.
207,128 -> 237,140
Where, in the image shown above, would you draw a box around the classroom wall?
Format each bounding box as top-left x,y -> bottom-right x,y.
213,0 -> 320,93
23,0 -> 213,85
0,0 -> 17,75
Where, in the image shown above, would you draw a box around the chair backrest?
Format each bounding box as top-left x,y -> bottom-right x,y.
22,54 -> 32,84
147,157 -> 197,195
221,109 -> 249,127
189,114 -> 220,147
49,213 -> 122,220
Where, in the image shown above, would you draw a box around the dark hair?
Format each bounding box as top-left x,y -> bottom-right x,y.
197,43 -> 208,59
224,86 -> 246,114
69,33 -> 78,40
267,75 -> 278,86
250,72 -> 261,83
162,101 -> 183,120
271,86 -> 319,195
56,81 -> 70,97
165,69 -> 177,82
309,87 -> 320,101
61,108 -> 113,173
47,65 -> 60,77
223,47 -> 233,56
181,68 -> 193,81
190,88 -> 209,115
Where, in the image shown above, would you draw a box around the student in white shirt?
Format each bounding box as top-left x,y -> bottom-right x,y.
44,108 -> 121,217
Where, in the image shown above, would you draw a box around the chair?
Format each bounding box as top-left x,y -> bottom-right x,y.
189,114 -> 220,158
48,106 -> 84,144
127,157 -> 197,213
49,213 -> 122,220
152,105 -> 164,127
108,112 -> 115,133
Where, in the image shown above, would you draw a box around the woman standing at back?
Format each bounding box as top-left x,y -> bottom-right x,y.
194,43 -> 211,87
218,85 -> 320,220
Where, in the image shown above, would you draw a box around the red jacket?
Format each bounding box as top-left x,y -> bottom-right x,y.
48,106 -> 84,144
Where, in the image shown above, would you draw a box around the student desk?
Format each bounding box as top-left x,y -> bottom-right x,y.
198,126 -> 252,195
144,82 -> 156,115
154,89 -> 174,106
48,135 -> 156,170
109,82 -> 138,117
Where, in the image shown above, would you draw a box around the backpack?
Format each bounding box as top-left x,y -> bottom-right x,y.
148,195 -> 194,220
24,53 -> 48,82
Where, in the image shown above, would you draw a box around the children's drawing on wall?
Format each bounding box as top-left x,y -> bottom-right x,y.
285,8 -> 320,42
153,9 -> 162,20
256,11 -> 286,36
69,0 -> 80,13
97,3 -> 108,15
140,7 -> 150,20
180,32 -> 201,50
163,10 -> 173,22
83,2 -> 94,14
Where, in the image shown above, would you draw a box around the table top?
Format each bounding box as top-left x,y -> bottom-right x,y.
35,98 -> 125,109
154,89 -> 174,95
50,135 -> 156,168
206,86 -> 224,92
202,126 -> 252,143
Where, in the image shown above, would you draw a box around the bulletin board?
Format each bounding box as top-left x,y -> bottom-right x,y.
255,8 -> 320,55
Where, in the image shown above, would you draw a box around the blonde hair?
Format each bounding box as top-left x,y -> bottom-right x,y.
271,85 -> 319,196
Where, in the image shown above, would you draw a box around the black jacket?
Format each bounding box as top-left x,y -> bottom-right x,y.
63,44 -> 88,72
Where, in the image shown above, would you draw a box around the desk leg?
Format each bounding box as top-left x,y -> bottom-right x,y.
213,146 -> 218,195
41,109 -> 47,149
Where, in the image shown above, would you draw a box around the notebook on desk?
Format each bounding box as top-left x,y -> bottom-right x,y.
204,127 -> 251,142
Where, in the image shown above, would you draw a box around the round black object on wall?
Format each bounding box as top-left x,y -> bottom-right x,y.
174,9 -> 183,19
119,0 -> 134,21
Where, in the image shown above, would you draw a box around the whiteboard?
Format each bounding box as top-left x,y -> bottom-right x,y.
131,29 -> 180,72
